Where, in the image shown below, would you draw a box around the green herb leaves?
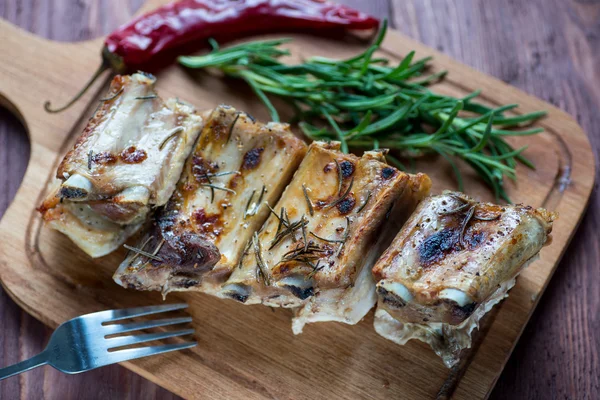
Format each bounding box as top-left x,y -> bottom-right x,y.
179,21 -> 545,202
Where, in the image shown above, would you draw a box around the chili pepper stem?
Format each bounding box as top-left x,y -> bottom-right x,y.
44,58 -> 111,113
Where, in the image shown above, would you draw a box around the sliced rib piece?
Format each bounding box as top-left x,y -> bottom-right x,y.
114,105 -> 307,295
372,191 -> 556,367
223,141 -> 431,333
39,73 -> 204,257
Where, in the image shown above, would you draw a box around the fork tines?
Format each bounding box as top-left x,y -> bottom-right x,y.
93,303 -> 196,362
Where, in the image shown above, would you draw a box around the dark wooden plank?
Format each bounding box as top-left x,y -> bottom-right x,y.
0,0 -> 598,399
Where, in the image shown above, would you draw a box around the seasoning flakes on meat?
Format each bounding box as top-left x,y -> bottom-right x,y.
114,105 -> 307,295
39,73 -> 203,257
223,141 -> 431,333
372,191 -> 556,367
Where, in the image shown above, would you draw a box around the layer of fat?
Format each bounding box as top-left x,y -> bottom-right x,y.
292,250 -> 377,334
373,258 -> 541,368
44,199 -> 143,258
374,280 -> 513,367
374,254 -> 539,368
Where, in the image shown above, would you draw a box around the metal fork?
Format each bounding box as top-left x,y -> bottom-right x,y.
0,303 -> 196,380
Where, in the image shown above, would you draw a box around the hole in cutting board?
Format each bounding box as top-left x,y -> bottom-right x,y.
0,106 -> 31,220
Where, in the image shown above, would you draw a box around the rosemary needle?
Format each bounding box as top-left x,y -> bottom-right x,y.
302,184 -> 314,216
159,126 -> 184,150
179,20 -> 547,202
124,244 -> 163,262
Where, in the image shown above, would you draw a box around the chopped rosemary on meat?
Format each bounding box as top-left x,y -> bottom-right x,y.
179,20 -> 546,202
244,185 -> 266,219
204,171 -> 240,178
159,126 -> 184,150
307,260 -> 325,279
134,94 -> 158,100
336,217 -> 352,257
253,232 -> 270,285
202,173 -> 215,202
124,243 -> 163,262
200,183 -> 236,194
87,150 -> 93,170
128,235 -> 154,264
302,184 -> 314,216
458,206 -> 476,247
152,238 -> 165,256
334,159 -> 343,195
443,196 -> 502,247
227,112 -> 241,143
325,177 -> 354,210
280,243 -> 325,265
356,191 -> 372,213
309,231 -> 344,244
269,211 -> 309,249
238,239 -> 253,269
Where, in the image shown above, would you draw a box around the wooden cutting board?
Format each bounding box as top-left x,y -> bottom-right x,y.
0,1 -> 594,399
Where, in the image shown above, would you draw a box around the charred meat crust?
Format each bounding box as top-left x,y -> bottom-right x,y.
226,142 -> 432,311
114,104 -> 307,294
40,73 -> 205,257
154,211 -> 221,273
373,191 -> 557,326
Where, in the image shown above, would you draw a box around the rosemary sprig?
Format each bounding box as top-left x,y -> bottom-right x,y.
227,112 -> 241,143
356,191 -> 372,213
252,232 -> 270,285
128,235 -> 154,264
159,126 -> 184,150
269,212 -> 309,249
302,184 -> 314,216
309,231 -> 344,244
202,173 -> 215,202
307,261 -> 325,280
325,178 -> 354,210
179,20 -> 547,202
135,94 -> 158,100
124,243 -> 163,262
336,217 -> 351,257
201,184 -> 236,194
244,185 -> 266,219
334,159 -> 343,195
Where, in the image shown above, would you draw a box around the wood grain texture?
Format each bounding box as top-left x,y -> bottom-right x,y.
0,0 -> 597,399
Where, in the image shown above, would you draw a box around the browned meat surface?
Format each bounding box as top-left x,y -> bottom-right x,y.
39,73 -> 203,257
114,105 -> 307,295
373,191 -> 556,367
223,141 -> 431,333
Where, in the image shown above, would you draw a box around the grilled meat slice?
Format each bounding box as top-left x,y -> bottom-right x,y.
39,73 -> 204,257
372,191 -> 556,367
223,141 -> 431,333
114,105 -> 307,295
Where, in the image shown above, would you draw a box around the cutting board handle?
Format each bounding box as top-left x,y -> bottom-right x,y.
0,19 -> 107,150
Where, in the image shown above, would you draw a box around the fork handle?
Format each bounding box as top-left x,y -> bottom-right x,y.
0,351 -> 49,380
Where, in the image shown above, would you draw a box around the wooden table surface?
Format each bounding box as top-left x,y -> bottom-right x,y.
0,0 -> 598,398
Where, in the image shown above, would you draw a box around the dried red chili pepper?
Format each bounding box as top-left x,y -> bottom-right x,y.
45,0 -> 379,113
